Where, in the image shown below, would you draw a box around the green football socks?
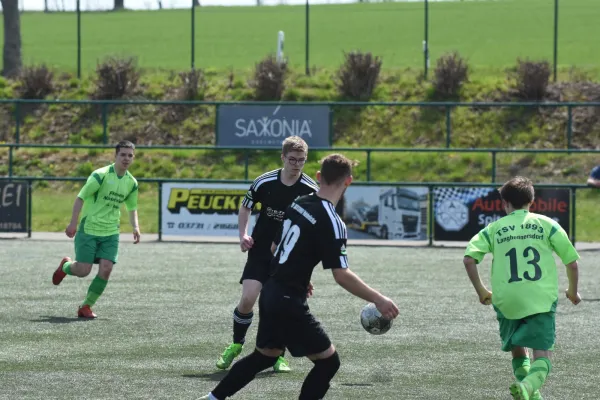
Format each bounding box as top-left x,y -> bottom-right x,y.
512,357 -> 531,381
82,276 -> 108,307
62,261 -> 73,275
522,358 -> 551,393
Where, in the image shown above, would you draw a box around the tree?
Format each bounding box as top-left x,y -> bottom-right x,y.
1,0 -> 22,78
114,0 -> 124,10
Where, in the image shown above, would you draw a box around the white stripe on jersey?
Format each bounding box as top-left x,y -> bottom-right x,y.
252,169 -> 279,190
322,200 -> 347,239
300,173 -> 319,191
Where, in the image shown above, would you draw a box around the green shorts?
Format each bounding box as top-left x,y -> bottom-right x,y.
74,231 -> 119,265
496,309 -> 556,352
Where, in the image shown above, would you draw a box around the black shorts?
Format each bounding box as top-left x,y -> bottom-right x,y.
239,247 -> 273,284
256,281 -> 331,357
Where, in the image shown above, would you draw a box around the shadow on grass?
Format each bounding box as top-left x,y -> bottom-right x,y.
182,370 -> 277,381
340,383 -> 374,387
30,315 -> 94,324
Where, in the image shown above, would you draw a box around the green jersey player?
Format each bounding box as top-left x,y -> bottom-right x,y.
463,176 -> 581,400
52,140 -> 141,319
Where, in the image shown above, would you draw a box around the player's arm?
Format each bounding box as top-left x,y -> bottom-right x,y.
239,180 -> 261,252
124,183 -> 140,244
548,222 -> 581,304
65,172 -> 102,238
463,227 -> 493,305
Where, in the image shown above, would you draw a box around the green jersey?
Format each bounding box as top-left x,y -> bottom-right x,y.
77,164 -> 139,236
465,209 -> 579,320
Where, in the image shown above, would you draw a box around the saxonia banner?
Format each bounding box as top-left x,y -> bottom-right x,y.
216,104 -> 330,148
161,183 -> 260,236
340,186 -> 429,241
433,187 -> 570,241
0,181 -> 28,233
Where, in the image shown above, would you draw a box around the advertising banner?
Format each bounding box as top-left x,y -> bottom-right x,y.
340,186 -> 429,241
0,181 -> 28,233
433,187 -> 570,241
161,183 -> 259,236
216,104 -> 330,148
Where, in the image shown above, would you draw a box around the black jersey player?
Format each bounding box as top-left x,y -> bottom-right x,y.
203,153 -> 399,400
216,136 -> 318,373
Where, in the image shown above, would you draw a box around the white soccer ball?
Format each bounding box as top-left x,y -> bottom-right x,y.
360,303 -> 392,335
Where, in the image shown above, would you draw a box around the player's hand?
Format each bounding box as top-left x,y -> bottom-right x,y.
565,289 -> 581,305
240,235 -> 254,252
132,228 -> 141,244
374,296 -> 399,320
307,282 -> 314,298
477,288 -> 493,306
65,222 -> 77,238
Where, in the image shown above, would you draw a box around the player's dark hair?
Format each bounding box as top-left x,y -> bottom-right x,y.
115,140 -> 135,155
499,176 -> 535,209
319,154 -> 357,185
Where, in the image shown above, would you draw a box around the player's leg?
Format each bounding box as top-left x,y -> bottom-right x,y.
204,283 -> 284,399
509,312 -> 555,400
52,230 -> 95,285
78,234 -> 118,319
511,347 -> 531,382
299,345 -> 340,400
216,278 -> 262,370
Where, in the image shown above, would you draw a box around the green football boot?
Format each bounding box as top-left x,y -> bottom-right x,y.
273,356 -> 291,373
216,343 -> 243,370
510,381 -> 532,400
531,390 -> 543,400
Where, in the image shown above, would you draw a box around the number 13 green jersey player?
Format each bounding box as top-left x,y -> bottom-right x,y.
463,176 -> 581,400
52,141 -> 140,319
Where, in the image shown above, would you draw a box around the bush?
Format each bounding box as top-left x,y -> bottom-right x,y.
337,51 -> 382,101
177,69 -> 206,101
432,52 -> 469,100
514,59 -> 550,101
93,56 -> 140,100
250,54 -> 287,101
18,64 -> 54,99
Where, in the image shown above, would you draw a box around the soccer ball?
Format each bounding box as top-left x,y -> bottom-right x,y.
360,303 -> 392,335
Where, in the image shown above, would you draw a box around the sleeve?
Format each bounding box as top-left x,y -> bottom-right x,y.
124,181 -> 139,212
548,222 -> 580,265
241,179 -> 262,210
464,226 -> 492,264
77,171 -> 103,200
319,214 -> 349,270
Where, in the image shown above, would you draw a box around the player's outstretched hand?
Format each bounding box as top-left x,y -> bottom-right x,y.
374,296 -> 399,320
133,228 -> 141,244
240,235 -> 254,252
566,289 -> 582,305
478,288 -> 493,306
65,222 -> 77,238
307,282 -> 314,298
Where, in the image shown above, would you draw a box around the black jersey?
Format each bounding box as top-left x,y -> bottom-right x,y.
241,169 -> 318,251
270,193 -> 349,297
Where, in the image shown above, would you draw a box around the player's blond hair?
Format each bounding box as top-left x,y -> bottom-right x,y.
282,136 -> 308,156
319,153 -> 358,185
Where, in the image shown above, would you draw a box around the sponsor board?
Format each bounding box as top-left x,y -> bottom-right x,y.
340,186 -> 429,241
433,187 -> 570,241
0,181 -> 28,233
216,104 -> 330,148
161,183 -> 260,236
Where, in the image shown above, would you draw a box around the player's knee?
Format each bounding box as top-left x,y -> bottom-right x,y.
78,263 -> 93,277
317,351 -> 341,377
98,260 -> 113,280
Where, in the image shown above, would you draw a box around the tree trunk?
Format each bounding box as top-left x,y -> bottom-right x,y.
1,0 -> 22,78
113,0 -> 124,10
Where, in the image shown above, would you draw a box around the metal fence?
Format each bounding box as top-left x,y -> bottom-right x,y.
0,175 -> 590,246
3,99 -> 600,149
11,0 -> 590,80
